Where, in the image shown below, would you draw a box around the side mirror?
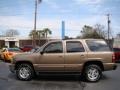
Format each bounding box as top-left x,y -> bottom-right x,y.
40,51 -> 44,55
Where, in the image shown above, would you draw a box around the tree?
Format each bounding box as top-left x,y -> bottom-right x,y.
76,36 -> 81,39
81,25 -> 95,38
29,30 -> 36,39
42,28 -> 52,38
64,36 -> 69,39
29,28 -> 52,39
37,30 -> 44,38
36,30 -> 45,45
29,28 -> 52,45
5,29 -> 19,37
81,24 -> 106,39
94,24 -> 107,39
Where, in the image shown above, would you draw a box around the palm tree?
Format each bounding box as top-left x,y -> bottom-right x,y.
29,28 -> 52,46
29,30 -> 38,46
36,30 -> 45,46
29,30 -> 35,39
43,28 -> 52,38
29,30 -> 39,38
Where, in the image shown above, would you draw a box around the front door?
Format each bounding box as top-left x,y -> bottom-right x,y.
38,41 -> 64,71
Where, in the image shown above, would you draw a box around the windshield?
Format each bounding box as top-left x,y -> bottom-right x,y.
28,47 -> 41,53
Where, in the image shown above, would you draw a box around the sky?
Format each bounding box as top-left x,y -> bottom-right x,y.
0,0 -> 120,38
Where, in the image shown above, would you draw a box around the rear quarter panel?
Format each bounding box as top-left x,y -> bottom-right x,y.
87,52 -> 113,63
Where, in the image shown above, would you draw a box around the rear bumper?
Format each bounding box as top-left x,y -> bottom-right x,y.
113,64 -> 117,70
103,63 -> 117,71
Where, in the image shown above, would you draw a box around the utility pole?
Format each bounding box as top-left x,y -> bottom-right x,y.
107,14 -> 111,44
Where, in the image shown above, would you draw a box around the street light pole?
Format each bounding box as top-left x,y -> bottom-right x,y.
33,0 -> 42,47
34,0 -> 37,31
33,0 -> 38,47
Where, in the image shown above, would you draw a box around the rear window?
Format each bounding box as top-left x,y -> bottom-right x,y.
86,40 -> 110,52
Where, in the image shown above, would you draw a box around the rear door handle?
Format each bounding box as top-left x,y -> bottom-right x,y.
80,55 -> 84,57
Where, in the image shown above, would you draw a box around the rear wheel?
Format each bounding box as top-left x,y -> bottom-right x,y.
16,64 -> 34,81
84,64 -> 102,82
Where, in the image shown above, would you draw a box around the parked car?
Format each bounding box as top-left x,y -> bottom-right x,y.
27,47 -> 41,53
113,47 -> 120,62
1,48 -> 23,63
9,39 -> 117,82
20,45 -> 33,52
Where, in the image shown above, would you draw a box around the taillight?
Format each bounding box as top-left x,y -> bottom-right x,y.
112,54 -> 116,63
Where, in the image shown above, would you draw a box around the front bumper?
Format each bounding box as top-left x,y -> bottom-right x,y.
9,64 -> 15,73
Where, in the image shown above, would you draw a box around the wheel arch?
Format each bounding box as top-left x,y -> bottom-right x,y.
82,60 -> 104,72
15,61 -> 34,71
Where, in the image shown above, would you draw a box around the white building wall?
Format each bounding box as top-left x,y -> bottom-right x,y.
15,41 -> 19,47
5,41 -> 9,48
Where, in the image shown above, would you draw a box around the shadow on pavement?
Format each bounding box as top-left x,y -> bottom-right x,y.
7,71 -> 108,82
34,74 -> 82,81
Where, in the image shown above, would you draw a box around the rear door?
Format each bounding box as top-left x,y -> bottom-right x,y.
64,41 -> 87,72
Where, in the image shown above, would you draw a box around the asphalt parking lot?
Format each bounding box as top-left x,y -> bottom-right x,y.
0,61 -> 120,90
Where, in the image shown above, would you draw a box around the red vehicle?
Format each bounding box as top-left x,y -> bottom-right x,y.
20,45 -> 33,52
113,48 -> 120,62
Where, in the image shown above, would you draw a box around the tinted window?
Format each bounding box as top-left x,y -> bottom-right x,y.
8,48 -> 21,52
66,41 -> 85,53
113,48 -> 120,52
86,40 -> 110,52
44,42 -> 63,53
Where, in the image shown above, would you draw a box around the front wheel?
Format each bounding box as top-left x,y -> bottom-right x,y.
16,64 -> 34,81
84,64 -> 102,82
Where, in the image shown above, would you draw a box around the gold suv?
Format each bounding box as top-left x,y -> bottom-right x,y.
9,39 -> 117,82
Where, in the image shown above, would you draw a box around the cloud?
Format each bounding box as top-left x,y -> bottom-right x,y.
43,0 -> 72,14
0,16 -> 33,29
0,14 -> 117,38
44,0 -> 60,9
73,0 -> 104,15
74,0 -> 102,5
0,15 -> 106,29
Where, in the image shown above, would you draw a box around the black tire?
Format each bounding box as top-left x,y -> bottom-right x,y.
16,64 -> 34,81
84,64 -> 102,82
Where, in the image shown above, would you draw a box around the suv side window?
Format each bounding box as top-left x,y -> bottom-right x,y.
44,42 -> 63,53
86,40 -> 110,52
66,41 -> 85,53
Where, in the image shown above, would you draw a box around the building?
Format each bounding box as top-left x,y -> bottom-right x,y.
0,36 -> 60,48
113,38 -> 120,48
